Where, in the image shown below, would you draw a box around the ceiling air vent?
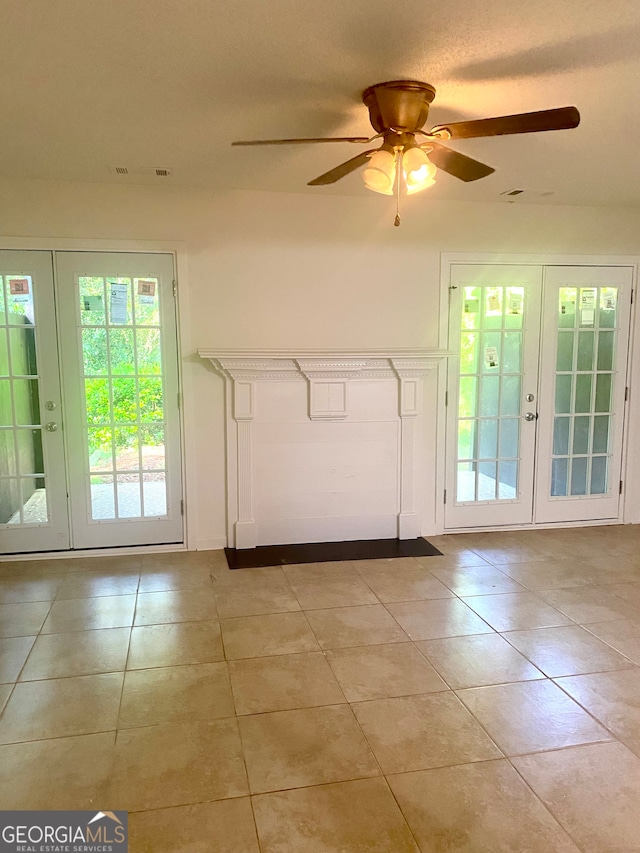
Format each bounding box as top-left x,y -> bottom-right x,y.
499,188 -> 556,201
110,166 -> 129,176
154,168 -> 172,177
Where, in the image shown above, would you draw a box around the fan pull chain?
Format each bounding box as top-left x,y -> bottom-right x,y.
394,150 -> 401,227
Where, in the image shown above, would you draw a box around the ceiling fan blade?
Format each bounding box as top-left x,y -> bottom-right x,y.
427,142 -> 495,182
232,137 -> 371,146
307,149 -> 377,186
430,106 -> 580,140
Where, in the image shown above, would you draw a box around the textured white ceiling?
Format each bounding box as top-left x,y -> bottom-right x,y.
2,0 -> 640,206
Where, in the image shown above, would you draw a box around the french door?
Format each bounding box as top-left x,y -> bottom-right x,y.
0,250 -> 183,554
445,263 -> 633,529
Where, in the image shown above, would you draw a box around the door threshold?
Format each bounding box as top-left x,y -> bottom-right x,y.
442,519 -> 623,535
0,543 -> 188,562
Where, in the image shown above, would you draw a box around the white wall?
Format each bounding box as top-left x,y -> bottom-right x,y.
1,176 -> 639,545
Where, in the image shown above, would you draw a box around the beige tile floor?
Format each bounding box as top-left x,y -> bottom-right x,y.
1,526 -> 640,850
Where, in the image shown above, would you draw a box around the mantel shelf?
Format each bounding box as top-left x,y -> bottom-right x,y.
198,347 -> 454,360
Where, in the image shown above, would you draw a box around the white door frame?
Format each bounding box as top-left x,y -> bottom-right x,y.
0,236 -> 196,558
0,250 -> 70,553
436,253 -> 639,535
55,250 -> 183,548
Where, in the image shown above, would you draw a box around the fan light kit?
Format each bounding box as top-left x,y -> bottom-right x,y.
233,80 -> 580,226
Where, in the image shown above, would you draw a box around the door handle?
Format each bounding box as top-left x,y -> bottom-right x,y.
45,422 -> 58,432
524,412 -> 538,422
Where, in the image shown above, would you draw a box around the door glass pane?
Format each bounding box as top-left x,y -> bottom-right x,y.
1,478 -> 20,523
19,477 -> 47,523
500,376 -> 521,416
90,474 -> 115,519
455,283 -> 524,504
141,425 -> 165,469
570,457 -> 588,495
599,289 -> 617,327
460,332 -> 478,373
5,276 -> 35,324
13,379 -> 40,425
555,375 -> 572,413
0,329 -> 8,376
553,417 -> 570,456
143,472 -> 167,516
478,419 -> 498,458
0,429 -> 16,474
117,474 -> 141,518
574,375 -> 592,413
478,461 -> 497,499
457,461 -> 476,502
499,419 -> 519,458
579,288 -> 597,327
114,427 -> 139,470
481,331 -> 502,371
112,377 -> 137,423
556,332 -> 574,371
136,328 -> 162,374
502,332 -> 522,372
577,331 -> 595,371
479,375 -> 500,416
572,416 -> 590,455
109,328 -> 135,373
9,327 -> 37,373
17,429 -> 44,476
459,377 -> 477,418
82,328 -> 108,375
88,426 -> 113,474
483,288 -> 503,328
558,288 -> 577,328
0,271 -> 49,528
595,374 -> 612,412
0,380 -> 12,425
138,378 -> 164,421
80,277 -> 106,325
106,278 -> 132,325
498,461 -> 517,499
591,457 -> 608,494
79,272 -> 168,521
597,332 -> 614,371
458,420 -> 475,460
85,379 -> 110,424
592,416 -> 610,454
550,285 -> 618,499
134,278 -> 160,325
504,288 -> 524,329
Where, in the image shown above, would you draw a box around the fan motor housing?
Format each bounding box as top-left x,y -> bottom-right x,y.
363,80 -> 437,133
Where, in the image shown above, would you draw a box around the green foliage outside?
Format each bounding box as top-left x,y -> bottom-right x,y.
83,325 -> 164,454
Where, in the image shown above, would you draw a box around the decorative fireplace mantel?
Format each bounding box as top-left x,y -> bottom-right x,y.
199,348 -> 451,549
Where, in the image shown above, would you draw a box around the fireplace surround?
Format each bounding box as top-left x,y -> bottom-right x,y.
199,349 -> 450,549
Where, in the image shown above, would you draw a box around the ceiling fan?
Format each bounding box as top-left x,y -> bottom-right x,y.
232,80 -> 580,221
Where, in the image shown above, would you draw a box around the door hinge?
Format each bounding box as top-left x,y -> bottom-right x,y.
180,499 -> 184,516
625,386 -> 629,402
443,489 -> 447,504
172,279 -> 177,298
620,480 -> 624,495
631,290 -> 634,304
445,391 -> 449,406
